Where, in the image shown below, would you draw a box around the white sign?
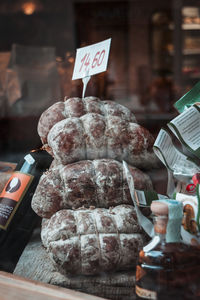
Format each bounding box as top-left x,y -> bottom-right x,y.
72,38 -> 111,80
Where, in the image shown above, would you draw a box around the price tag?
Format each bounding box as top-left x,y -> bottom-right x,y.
72,38 -> 111,80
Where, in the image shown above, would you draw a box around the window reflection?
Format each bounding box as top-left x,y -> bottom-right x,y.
0,1 -> 199,156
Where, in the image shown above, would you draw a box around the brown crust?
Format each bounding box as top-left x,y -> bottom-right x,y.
38,97 -> 137,146
36,97 -> 160,169
46,115 -> 157,169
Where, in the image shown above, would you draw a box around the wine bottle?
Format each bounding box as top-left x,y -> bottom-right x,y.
0,148 -> 52,273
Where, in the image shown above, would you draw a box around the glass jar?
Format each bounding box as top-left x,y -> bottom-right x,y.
135,199 -> 200,300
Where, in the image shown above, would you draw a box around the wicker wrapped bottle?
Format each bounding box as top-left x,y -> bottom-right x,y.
135,199 -> 200,300
0,148 -> 52,272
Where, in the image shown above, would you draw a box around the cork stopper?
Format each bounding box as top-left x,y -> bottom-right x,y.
151,201 -> 169,217
150,199 -> 183,241
151,201 -> 168,234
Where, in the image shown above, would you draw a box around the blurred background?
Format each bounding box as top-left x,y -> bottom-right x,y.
0,0 -> 199,165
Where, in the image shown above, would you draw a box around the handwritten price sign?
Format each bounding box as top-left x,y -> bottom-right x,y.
72,38 -> 111,80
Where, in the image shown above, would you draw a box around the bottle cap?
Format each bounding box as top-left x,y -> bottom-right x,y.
151,200 -> 168,216
151,199 -> 183,242
151,199 -> 183,218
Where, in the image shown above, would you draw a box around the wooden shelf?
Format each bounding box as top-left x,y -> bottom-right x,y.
182,23 -> 200,30
183,49 -> 200,55
168,49 -> 200,55
169,23 -> 200,30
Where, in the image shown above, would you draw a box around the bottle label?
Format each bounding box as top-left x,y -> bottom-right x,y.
135,285 -> 157,300
0,171 -> 34,230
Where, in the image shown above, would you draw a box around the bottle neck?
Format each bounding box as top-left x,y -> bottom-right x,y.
154,215 -> 181,243
20,154 -> 36,174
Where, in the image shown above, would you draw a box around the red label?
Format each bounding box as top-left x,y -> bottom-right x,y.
186,183 -> 196,193
0,172 -> 33,229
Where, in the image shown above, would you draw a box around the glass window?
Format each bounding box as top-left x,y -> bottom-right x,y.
1,1 -> 200,297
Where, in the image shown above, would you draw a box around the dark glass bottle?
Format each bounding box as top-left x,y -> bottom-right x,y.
0,148 -> 52,273
135,199 -> 200,300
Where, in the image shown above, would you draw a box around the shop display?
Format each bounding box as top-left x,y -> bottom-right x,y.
2,2 -> 200,299
135,199 -> 200,299
0,31 -> 199,300
32,159 -> 153,218
9,81 -> 200,299
25,93 -> 162,288
0,149 -> 52,272
26,77 -> 200,299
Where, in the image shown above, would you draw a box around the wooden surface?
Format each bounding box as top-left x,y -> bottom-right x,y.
0,271 -> 106,300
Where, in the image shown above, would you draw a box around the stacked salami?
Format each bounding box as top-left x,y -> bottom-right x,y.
32,96 -> 158,275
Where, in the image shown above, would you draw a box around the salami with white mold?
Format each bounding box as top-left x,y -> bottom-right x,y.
41,204 -> 145,275
31,159 -> 153,218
